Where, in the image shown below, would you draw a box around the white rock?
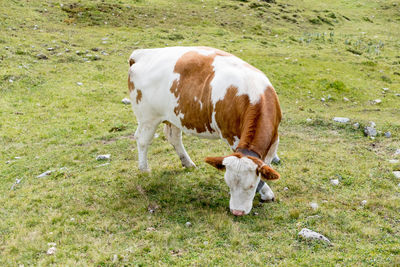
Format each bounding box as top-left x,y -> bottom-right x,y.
343,97 -> 349,102
382,87 -> 389,91
121,98 -> 131,105
321,97 -> 326,102
47,247 -> 56,255
353,122 -> 360,129
388,159 -> 399,164
361,200 -> 367,206
298,228 -> 331,244
310,202 -> 318,210
385,132 -> 391,138
395,149 -> 400,156
306,118 -> 312,122
372,99 -> 382,104
395,93 -> 400,97
185,222 -> 192,227
333,117 -> 350,123
393,171 -> 400,179
36,170 -> 53,178
369,121 -> 376,128
330,179 -> 339,186
283,187 -> 289,191
96,154 -> 110,160
77,82 -> 83,86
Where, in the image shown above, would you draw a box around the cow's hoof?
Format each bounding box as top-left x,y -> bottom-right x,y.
139,167 -> 151,173
260,197 -> 275,203
181,159 -> 196,169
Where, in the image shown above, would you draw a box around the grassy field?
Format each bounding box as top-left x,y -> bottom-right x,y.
1,0 -> 400,265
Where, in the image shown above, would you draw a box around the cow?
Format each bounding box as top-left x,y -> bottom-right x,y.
128,46 -> 282,216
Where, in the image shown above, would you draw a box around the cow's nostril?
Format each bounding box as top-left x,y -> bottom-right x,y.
231,209 -> 245,216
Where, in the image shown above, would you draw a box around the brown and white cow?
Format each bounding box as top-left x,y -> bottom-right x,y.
128,46 -> 282,216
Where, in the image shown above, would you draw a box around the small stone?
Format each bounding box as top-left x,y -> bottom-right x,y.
46,247 -> 56,255
185,222 -> 192,227
36,53 -> 48,60
343,97 -> 349,102
395,94 -> 400,97
122,98 -> 131,105
382,87 -> 389,91
91,47 -> 99,51
101,51 -> 109,56
393,171 -> 400,179
298,228 -> 331,244
361,200 -> 367,206
395,149 -> 400,156
372,99 -> 382,104
254,212 -> 259,215
76,82 -> 83,86
364,126 -> 377,137
369,121 -> 376,128
203,241 -> 209,245
146,227 -> 156,231
333,117 -> 350,123
47,47 -> 54,51
384,132 -> 391,138
388,159 -> 399,164
47,242 -> 56,247
330,179 -> 339,186
36,170 -> 53,178
306,118 -> 312,122
283,187 -> 289,191
96,154 -> 110,161
353,122 -> 360,129
310,202 -> 318,210
154,133 -> 159,138
321,97 -> 326,102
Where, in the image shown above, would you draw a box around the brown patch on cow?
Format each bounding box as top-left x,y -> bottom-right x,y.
214,86 -> 250,146
170,51 -> 216,133
205,156 -> 226,170
128,76 -> 135,92
136,89 -> 142,104
236,85 -> 281,160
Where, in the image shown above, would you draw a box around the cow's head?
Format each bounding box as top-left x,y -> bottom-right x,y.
205,153 -> 280,216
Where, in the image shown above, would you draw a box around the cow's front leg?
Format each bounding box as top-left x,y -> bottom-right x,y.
163,123 -> 196,168
135,121 -> 159,172
257,180 -> 275,202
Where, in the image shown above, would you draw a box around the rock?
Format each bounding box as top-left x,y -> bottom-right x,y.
146,227 -> 156,232
101,51 -> 109,56
389,159 -> 399,164
395,93 -> 400,97
353,122 -> 360,129
203,241 -> 209,245
330,179 -> 339,186
283,187 -> 289,191
36,53 -> 48,60
185,222 -> 192,227
393,171 -> 400,179
298,228 -> 331,244
361,200 -> 367,206
122,98 -> 131,105
10,178 -> 23,190
46,247 -> 56,255
36,170 -> 53,178
343,97 -> 349,102
369,121 -> 376,128
254,212 -> 259,215
372,99 -> 382,104
321,97 -> 326,102
306,118 -> 312,122
364,126 -> 377,137
395,149 -> 400,156
310,202 -> 318,210
333,117 -> 350,123
76,82 -> 83,86
47,242 -> 56,247
384,132 -> 391,138
382,87 -> 389,91
96,154 -> 110,161
47,47 -> 54,51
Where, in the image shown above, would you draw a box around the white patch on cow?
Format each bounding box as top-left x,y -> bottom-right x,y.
222,156 -> 260,214
210,55 -> 272,105
232,136 -> 240,150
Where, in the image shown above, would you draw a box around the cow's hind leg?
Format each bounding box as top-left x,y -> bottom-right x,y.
164,123 -> 196,168
135,121 -> 159,172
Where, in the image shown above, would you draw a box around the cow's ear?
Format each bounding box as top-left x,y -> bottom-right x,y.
257,165 -> 280,181
205,156 -> 226,170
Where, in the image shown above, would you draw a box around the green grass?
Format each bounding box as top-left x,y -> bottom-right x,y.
1,0 -> 400,265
